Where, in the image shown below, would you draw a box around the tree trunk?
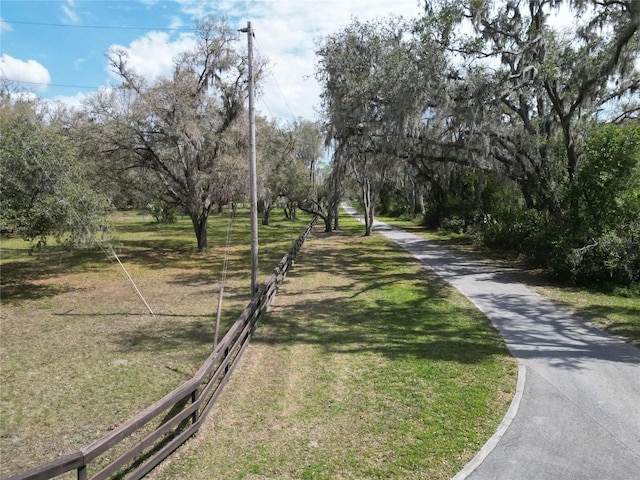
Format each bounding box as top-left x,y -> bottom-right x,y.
323,213 -> 332,232
298,201 -> 331,232
190,213 -> 209,251
414,184 -> 426,217
262,207 -> 272,226
362,179 -> 373,236
327,209 -> 334,231
332,202 -> 340,230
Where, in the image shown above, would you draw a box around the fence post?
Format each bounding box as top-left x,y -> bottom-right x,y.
191,388 -> 200,425
77,465 -> 87,480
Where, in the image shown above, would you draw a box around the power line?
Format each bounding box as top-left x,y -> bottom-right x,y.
253,35 -> 299,122
2,19 -> 194,31
257,96 -> 275,118
5,32 -> 304,122
3,78 -> 102,89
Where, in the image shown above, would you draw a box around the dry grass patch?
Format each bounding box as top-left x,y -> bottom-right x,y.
0,210 -> 310,478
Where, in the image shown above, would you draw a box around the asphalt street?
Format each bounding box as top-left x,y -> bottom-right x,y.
342,205 -> 640,480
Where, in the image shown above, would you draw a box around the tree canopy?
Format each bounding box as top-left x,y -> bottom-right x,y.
85,17 -> 253,251
316,0 -> 640,286
2,16 -> 325,253
256,118 -> 320,225
0,93 -> 110,247
3,4 -> 638,286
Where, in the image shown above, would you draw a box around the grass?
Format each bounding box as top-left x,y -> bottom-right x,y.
149,214 -> 517,480
0,208 -> 312,478
376,215 -> 640,347
8,203 -> 632,479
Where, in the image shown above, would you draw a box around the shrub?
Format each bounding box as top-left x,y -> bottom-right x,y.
438,216 -> 466,234
149,201 -> 177,224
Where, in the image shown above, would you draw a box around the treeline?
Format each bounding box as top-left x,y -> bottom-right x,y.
314,0 -> 640,287
2,3 -> 639,288
1,17 -> 324,252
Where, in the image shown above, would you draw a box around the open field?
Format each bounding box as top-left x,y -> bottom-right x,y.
377,215 -> 640,348
148,214 -> 517,479
0,209 -> 311,478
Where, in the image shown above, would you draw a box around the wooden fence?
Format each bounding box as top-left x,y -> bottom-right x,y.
8,216 -> 318,480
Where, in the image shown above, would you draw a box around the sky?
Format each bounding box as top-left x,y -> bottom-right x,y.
0,0 -> 427,122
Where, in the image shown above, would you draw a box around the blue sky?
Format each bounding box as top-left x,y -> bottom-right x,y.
0,0 -> 426,121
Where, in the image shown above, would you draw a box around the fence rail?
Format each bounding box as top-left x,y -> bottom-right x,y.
8,216 -> 318,480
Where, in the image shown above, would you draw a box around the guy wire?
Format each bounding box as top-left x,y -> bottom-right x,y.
213,203 -> 235,349
23,142 -> 156,316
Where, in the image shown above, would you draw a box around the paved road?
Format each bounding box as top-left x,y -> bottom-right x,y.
342,205 -> 640,480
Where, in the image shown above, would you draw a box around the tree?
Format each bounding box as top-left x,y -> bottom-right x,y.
415,0 -> 640,216
85,17 -> 256,251
575,123 -> 640,237
316,16 -> 447,235
312,1 -> 638,284
291,119 -> 324,201
298,136 -> 348,233
0,92 -> 110,247
256,118 -> 315,225
316,19 -> 384,235
564,122 -> 640,284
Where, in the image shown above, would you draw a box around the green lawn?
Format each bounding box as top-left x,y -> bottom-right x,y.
150,214 -> 517,480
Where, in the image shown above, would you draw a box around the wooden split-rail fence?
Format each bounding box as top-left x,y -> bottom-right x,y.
8,216 -> 318,480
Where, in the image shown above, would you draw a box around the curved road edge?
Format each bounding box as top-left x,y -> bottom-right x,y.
452,364 -> 527,480
340,203 -> 527,478
341,203 -> 640,479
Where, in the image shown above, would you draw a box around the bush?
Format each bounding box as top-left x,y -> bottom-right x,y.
148,201 -> 177,224
561,231 -> 637,286
556,123 -> 640,286
438,216 -> 466,234
475,123 -> 640,287
478,208 -> 545,253
1,97 -> 111,247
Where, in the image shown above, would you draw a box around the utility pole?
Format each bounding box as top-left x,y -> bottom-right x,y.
240,21 -> 259,295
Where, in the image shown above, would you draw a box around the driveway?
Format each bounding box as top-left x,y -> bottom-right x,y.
342,205 -> 640,480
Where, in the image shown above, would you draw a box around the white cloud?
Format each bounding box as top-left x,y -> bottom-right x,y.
61,0 -> 81,25
169,16 -> 186,30
107,31 -> 196,82
105,1 -> 425,121
205,0 -> 423,120
0,17 -> 12,33
0,54 -> 51,91
243,0 -> 425,120
51,91 -> 92,109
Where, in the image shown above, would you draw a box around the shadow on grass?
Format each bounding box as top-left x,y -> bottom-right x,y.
0,218 -> 303,304
575,304 -> 640,347
110,318 -> 221,353
1,282 -> 75,303
44,310 -> 241,355
254,230 -> 507,366
260,295 -> 503,365
1,248 -> 102,304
